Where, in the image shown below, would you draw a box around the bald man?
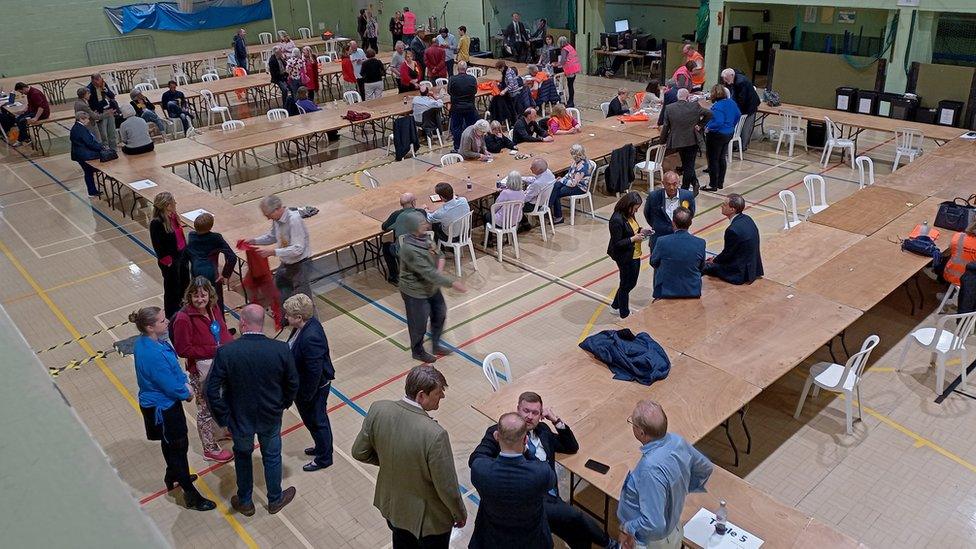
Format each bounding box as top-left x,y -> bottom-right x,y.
380,193 -> 427,285
207,304 -> 300,516
470,412 -> 556,549
617,400 -> 712,549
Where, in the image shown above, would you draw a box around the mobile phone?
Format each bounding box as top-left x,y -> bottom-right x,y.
429,194 -> 442,202
584,459 -> 610,474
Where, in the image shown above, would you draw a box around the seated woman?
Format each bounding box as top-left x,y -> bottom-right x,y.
295,86 -> 320,113
549,143 -> 592,224
485,120 -> 517,154
547,103 -> 580,136
638,79 -> 663,112
118,104 -> 155,155
489,171 -> 525,230
525,64 -> 549,102
459,119 -> 492,161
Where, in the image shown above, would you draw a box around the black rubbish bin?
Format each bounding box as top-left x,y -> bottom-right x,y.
889,94 -> 919,120
914,108 -> 937,125
936,100 -> 964,127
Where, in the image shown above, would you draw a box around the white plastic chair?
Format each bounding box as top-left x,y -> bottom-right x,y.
599,102 -> 610,117
821,116 -> 855,168
774,109 -> 807,157
937,284 -> 961,315
567,160 -> 597,226
778,190 -> 802,230
892,128 -> 924,171
435,77 -> 449,87
483,201 -> 522,262
482,352 -> 512,391
440,153 -> 463,166
362,170 -> 380,189
386,134 -> 416,158
635,144 -> 665,186
794,335 -> 880,435
317,54 -> 333,65
896,310 -> 976,394
298,27 -> 312,39
132,82 -> 156,93
259,50 -> 272,73
466,67 -> 485,78
854,156 -> 875,189
418,80 -> 433,90
202,72 -> 220,82
436,211 -> 478,276
566,107 -> 582,128
525,183 -> 556,242
802,174 -> 828,217
258,32 -> 273,45
267,108 -> 289,121
221,120 -> 244,131
200,89 -> 230,126
277,30 -> 288,39
172,67 -> 190,86
343,90 -> 362,104
140,68 -> 159,89
727,114 -> 747,162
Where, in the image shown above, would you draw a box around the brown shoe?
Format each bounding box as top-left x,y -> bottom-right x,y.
268,486 -> 296,514
231,495 -> 255,516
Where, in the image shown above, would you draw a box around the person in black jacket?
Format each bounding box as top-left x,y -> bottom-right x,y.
608,192 -> 652,319
447,61 -> 479,152
69,112 -> 103,197
87,73 -> 119,148
959,262 -> 976,314
721,68 -> 760,150
283,294 -> 336,472
357,9 -> 368,44
268,46 -> 289,101
703,193 -> 764,285
185,212 -> 236,314
469,391 -> 614,549
207,304 -> 300,516
380,193 -> 426,284
149,192 -> 190,320
485,120 -> 517,153
606,88 -> 631,117
513,108 -> 553,145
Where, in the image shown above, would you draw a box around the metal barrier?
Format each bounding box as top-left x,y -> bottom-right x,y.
85,35 -> 157,66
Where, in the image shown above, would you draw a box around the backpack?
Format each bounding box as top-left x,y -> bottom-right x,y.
763,89 -> 782,107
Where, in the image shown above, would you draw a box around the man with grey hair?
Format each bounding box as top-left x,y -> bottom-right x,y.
518,157 -> 556,232
248,194 -> 313,309
380,192 -> 426,285
447,59 -> 479,152
721,68 -> 760,150
268,45 -> 288,100
703,193 -> 764,285
617,400 -> 712,549
655,79 -> 679,127
353,365 -> 467,548
660,87 -> 711,195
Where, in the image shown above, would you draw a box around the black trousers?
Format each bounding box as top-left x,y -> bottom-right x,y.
546,494 -> 610,549
611,258 -> 640,317
160,254 -> 189,320
402,290 -> 446,357
388,521 -> 449,549
143,402 -> 201,500
676,145 -> 700,194
382,241 -> 400,283
295,383 -> 334,467
566,75 -> 576,107
705,131 -> 733,189
122,142 -> 155,155
356,77 -> 366,99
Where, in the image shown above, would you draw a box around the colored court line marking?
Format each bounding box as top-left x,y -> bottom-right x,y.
0,236 -> 258,548
2,258 -> 159,305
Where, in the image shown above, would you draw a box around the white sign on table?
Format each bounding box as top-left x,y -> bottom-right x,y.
684,508 -> 763,549
181,208 -> 211,223
128,179 -> 158,190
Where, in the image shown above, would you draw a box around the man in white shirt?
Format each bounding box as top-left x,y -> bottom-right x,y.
426,182 -> 470,243
348,40 -> 367,98
249,194 -> 315,310
434,27 -> 459,76
519,157 -> 556,232
412,84 -> 444,124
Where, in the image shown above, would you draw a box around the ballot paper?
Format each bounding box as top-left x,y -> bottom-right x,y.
182,209 -> 211,222
128,179 -> 157,190
684,508 -> 764,549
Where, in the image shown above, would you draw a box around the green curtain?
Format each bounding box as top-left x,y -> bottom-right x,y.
696,0 -> 709,43
568,0 -> 577,33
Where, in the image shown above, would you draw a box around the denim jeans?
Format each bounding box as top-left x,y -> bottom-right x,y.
232,422 -> 283,506
140,110 -> 166,135
549,181 -> 587,220
449,109 -> 479,152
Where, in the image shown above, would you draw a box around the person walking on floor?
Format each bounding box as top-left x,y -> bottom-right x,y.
608,192 -> 652,319
207,304 -> 299,516
659,88 -> 711,195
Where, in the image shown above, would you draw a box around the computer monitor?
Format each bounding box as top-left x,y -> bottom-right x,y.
614,19 -> 629,33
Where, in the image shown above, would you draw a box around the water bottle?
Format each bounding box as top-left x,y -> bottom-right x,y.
919,220 -> 930,237
465,175 -> 473,191
714,500 -> 728,535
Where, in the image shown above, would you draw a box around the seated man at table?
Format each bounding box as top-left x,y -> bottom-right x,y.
380,192 -> 427,284
519,157 -> 556,231
513,107 -> 552,145
469,391 -> 616,549
1,82 -> 50,147
650,207 -> 705,299
295,87 -> 320,113
412,84 -> 444,124
606,88 -> 631,117
703,193 -> 764,285
129,89 -> 167,136
426,182 -> 470,243
644,171 -> 695,251
160,80 -> 195,134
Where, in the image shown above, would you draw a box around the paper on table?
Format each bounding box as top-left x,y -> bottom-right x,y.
182,208 -> 211,222
939,108 -> 955,126
836,95 -> 849,111
684,508 -> 764,549
128,179 -> 157,190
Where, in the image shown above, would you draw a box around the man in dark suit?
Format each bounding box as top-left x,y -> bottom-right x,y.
513,108 -> 552,145
469,392 -> 615,549
660,88 -> 711,195
704,193 -> 764,284
207,304 -> 300,516
644,170 -> 696,251
722,68 -> 760,150
470,412 -> 556,549
283,294 -> 335,472
504,12 -> 530,62
650,207 -> 706,299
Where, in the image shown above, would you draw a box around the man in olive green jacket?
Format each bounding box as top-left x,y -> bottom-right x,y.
352,365 -> 467,548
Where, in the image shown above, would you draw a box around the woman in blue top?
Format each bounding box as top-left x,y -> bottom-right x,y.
549,143 -> 593,223
131,306 -> 216,512
702,84 -> 742,192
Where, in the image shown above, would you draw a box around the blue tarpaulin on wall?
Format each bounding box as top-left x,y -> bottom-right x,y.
104,0 -> 272,34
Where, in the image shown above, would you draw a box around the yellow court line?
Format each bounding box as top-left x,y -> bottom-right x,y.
577,264 -> 651,343
0,237 -> 259,548
2,258 -> 159,306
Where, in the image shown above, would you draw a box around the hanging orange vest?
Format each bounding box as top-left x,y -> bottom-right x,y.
945,232 -> 976,286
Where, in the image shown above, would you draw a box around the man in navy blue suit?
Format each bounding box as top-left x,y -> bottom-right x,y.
469,412 -> 556,549
650,207 -> 706,299
643,171 -> 695,251
703,193 -> 764,285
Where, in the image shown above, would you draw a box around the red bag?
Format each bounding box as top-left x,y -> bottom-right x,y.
236,240 -> 283,330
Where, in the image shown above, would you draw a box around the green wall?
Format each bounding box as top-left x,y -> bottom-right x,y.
726,3 -> 890,46
604,0 -> 699,42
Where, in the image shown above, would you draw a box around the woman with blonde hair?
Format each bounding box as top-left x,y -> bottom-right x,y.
171,277 -> 234,462
283,293 -> 336,472
491,171 -> 526,228
702,83 -> 741,192
301,46 -> 320,102
547,103 -> 580,136
149,192 -> 189,319
548,143 -> 592,223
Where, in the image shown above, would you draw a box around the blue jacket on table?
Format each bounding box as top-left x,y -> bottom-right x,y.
206,333 -> 299,435
69,122 -> 102,162
288,317 -> 335,403
579,329 -> 671,385
706,213 -> 764,285
469,454 -> 556,549
643,188 -> 696,249
133,335 -> 190,411
650,230 -> 705,299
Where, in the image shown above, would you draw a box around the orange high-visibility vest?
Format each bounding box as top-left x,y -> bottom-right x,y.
945,232 -> 976,286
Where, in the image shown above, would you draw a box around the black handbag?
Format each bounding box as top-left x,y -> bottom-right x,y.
934,195 -> 976,232
99,148 -> 118,162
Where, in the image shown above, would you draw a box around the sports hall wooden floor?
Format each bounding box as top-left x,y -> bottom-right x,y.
2,74 -> 974,548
